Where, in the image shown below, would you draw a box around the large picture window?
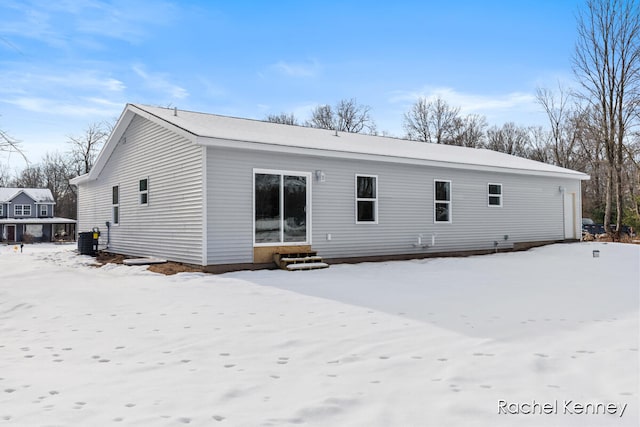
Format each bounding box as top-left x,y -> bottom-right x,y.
488,183 -> 502,207
434,180 -> 451,223
356,175 -> 378,223
254,170 -> 310,245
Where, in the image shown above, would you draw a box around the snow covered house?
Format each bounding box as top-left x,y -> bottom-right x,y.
0,188 -> 76,242
70,104 -> 589,271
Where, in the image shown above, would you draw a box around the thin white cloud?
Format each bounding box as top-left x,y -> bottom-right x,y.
390,86 -> 544,125
270,59 -> 321,78
132,64 -> 189,100
1,0 -> 176,48
5,97 -> 122,117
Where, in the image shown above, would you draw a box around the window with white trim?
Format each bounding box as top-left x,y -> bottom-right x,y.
40,204 -> 47,216
488,183 -> 502,207
112,185 -> 120,225
434,180 -> 451,223
0,204 -> 3,216
14,204 -> 32,216
139,178 -> 148,205
356,175 -> 378,223
254,170 -> 309,245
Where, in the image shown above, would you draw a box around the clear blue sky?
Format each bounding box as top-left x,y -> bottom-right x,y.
1,0 -> 581,170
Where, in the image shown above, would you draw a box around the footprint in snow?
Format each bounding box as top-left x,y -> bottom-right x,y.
113,417 -> 124,422
4,388 -> 15,393
125,403 -> 136,408
224,364 -> 236,368
437,358 -> 448,362
177,417 -> 192,424
480,385 -> 492,389
212,415 -> 225,421
547,384 -> 560,388
534,353 -> 549,358
98,359 -> 110,363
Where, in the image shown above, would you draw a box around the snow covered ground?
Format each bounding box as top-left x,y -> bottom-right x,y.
0,242 -> 637,426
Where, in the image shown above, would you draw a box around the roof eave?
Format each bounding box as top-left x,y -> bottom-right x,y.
195,136 -> 590,180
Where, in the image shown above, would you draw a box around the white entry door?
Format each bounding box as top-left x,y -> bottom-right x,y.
563,192 -> 577,239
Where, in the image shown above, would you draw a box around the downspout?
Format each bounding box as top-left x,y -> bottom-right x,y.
105,221 -> 111,249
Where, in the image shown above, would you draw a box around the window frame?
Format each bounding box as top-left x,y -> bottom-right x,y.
0,204 -> 3,216
434,179 -> 452,224
139,178 -> 149,206
355,174 -> 379,224
488,183 -> 503,207
14,204 -> 31,217
253,168 -> 312,247
112,185 -> 120,226
40,204 -> 48,216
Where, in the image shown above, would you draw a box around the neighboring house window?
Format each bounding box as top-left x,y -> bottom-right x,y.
356,175 -> 378,223
139,178 -> 149,205
488,183 -> 503,207
0,205 -> 3,216
434,180 -> 452,223
14,205 -> 32,216
112,185 -> 120,225
40,205 -> 48,216
254,170 -> 310,245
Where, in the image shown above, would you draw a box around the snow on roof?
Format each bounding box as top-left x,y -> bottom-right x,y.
130,104 -> 588,180
0,217 -> 76,224
0,188 -> 55,203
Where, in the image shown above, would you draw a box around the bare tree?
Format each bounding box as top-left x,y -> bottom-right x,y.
68,122 -> 110,175
0,127 -> 27,162
485,122 -> 531,157
265,113 -> 299,125
403,96 -> 460,144
527,126 -> 553,163
13,165 -> 44,188
307,99 -> 376,134
0,163 -> 12,186
573,0 -> 640,236
536,86 -> 585,170
451,114 -> 487,148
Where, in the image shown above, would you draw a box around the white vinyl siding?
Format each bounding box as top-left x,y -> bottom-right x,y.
207,147 -> 579,265
75,115 -> 204,265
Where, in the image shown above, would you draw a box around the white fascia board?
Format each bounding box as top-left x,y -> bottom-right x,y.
128,104 -> 199,144
69,173 -> 90,186
195,136 -> 590,181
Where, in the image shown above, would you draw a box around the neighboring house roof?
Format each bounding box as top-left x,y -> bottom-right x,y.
71,103 -> 590,185
0,188 -> 56,203
0,217 -> 76,224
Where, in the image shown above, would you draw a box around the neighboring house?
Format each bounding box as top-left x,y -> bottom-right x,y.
70,104 -> 589,272
0,188 -> 76,242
